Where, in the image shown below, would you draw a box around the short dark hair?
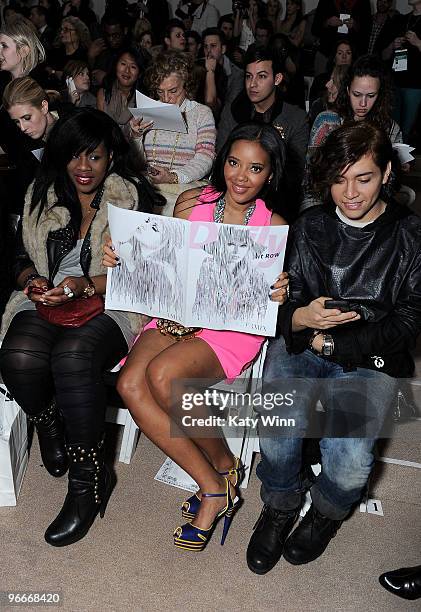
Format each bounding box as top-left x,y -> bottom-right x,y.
101,11 -> 128,29
31,5 -> 48,19
244,46 -> 283,76
186,30 -> 201,45
63,59 -> 89,80
218,14 -> 233,28
255,19 -> 274,34
202,27 -> 226,46
165,18 -> 186,39
310,121 -> 394,203
211,122 -> 286,209
31,109 -> 165,224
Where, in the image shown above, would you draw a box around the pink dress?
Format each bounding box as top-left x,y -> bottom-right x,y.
142,187 -> 273,379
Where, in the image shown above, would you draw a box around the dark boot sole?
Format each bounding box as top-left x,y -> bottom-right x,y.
247,558 -> 282,575
283,545 -> 329,565
45,509 -> 101,547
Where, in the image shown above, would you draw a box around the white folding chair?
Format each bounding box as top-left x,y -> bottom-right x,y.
105,404 -> 140,464
104,366 -> 140,464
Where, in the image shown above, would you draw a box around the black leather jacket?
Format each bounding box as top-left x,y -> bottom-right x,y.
277,201 -> 421,377
14,221 -> 92,286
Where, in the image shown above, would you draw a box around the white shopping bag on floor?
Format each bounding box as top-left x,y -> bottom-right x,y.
0,383 -> 28,506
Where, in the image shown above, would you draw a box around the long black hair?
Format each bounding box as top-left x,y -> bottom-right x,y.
31,107 -> 164,223
210,122 -> 287,210
102,46 -> 147,105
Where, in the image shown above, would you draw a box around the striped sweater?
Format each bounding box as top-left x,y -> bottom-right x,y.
143,99 -> 216,184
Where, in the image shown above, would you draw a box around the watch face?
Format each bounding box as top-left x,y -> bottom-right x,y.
322,335 -> 334,356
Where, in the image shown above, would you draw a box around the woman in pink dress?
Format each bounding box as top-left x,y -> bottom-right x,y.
103,123 -> 289,551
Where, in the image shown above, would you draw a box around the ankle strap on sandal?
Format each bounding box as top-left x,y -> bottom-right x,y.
218,457 -> 245,486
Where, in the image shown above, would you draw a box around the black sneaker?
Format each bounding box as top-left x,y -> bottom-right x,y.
283,504 -> 342,565
247,505 -> 299,575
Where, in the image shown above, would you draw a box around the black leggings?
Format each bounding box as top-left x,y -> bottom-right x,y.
0,311 -> 128,444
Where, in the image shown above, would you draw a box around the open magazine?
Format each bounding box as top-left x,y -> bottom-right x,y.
105,204 -> 289,336
128,90 -> 187,133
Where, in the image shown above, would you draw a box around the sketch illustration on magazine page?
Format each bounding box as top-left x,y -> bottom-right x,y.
105,204 -> 289,335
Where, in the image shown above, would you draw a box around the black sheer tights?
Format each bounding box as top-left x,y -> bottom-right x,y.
0,311 -> 128,444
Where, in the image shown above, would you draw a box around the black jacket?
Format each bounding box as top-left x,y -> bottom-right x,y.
216,89 -> 309,221
0,67 -> 51,216
312,0 -> 372,57
13,216 -> 92,286
277,201 -> 421,377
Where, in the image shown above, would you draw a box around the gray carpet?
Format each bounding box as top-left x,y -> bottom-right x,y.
1,425 -> 420,612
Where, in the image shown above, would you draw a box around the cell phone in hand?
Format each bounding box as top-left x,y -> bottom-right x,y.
324,299 -> 351,312
28,286 -> 45,295
66,76 -> 77,95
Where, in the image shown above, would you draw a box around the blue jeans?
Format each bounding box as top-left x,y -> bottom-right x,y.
256,337 -> 397,519
394,87 -> 421,142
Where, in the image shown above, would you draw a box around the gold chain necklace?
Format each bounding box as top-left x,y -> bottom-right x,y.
150,97 -> 186,171
151,129 -> 181,172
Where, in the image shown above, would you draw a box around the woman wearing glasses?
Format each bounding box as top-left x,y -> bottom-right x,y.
46,16 -> 91,81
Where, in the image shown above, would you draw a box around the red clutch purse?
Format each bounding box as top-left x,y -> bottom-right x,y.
36,294 -> 104,328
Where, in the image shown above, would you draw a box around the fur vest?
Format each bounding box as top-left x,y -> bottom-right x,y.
1,173 -> 150,337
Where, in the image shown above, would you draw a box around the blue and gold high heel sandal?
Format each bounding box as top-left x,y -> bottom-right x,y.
181,457 -> 244,521
174,478 -> 240,551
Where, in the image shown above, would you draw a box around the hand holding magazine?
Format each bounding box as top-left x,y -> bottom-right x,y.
129,90 -> 187,133
105,205 -> 289,336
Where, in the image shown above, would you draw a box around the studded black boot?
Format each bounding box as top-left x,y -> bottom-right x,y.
27,402 -> 68,477
44,439 -> 115,547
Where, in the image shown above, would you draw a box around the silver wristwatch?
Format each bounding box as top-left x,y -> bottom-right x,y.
321,334 -> 334,356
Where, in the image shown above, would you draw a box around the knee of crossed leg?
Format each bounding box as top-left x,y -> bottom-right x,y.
116,366 -> 148,408
144,358 -> 174,411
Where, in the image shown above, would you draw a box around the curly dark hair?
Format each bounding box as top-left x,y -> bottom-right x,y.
309,121 -> 395,203
144,51 -> 196,100
335,54 -> 395,134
